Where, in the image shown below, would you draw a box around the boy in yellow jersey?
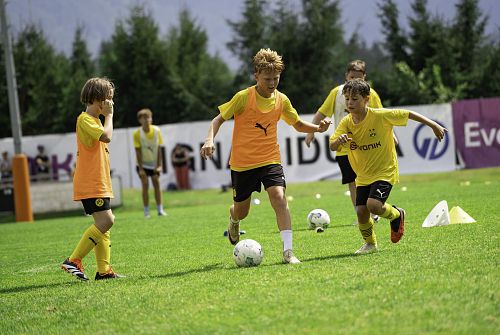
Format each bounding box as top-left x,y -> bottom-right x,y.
200,48 -> 331,264
306,60 -> 384,224
133,108 -> 166,218
330,79 -> 447,254
61,77 -> 122,281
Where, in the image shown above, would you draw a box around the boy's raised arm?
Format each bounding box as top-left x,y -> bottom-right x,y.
408,111 -> 448,141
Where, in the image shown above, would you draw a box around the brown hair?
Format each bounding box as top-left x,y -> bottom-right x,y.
137,108 -> 153,120
80,77 -> 114,105
346,60 -> 366,74
342,78 -> 371,97
253,48 -> 285,74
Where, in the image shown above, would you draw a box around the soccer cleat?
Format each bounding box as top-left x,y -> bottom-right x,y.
158,210 -> 167,216
372,215 -> 380,223
227,217 -> 240,245
282,249 -> 301,264
95,267 -> 125,280
61,258 -> 89,281
390,206 -> 405,243
354,243 -> 378,255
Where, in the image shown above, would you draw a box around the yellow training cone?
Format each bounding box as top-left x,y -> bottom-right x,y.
449,206 -> 476,224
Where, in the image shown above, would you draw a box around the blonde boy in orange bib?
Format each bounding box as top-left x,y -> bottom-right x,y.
200,49 -> 330,264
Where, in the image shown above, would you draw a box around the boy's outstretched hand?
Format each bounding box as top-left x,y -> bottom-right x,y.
317,119 -> 331,133
200,139 -> 215,160
432,124 -> 448,141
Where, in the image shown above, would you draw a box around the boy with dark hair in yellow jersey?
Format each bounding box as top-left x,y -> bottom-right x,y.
306,60 -> 385,224
330,79 -> 447,254
61,77 -> 123,281
200,48 -> 331,264
133,108 -> 166,218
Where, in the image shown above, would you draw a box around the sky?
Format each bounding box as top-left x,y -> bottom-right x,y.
5,0 -> 500,70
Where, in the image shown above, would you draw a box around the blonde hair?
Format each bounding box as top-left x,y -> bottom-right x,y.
80,77 -> 114,105
253,48 -> 285,74
342,78 -> 371,97
137,108 -> 153,120
346,60 -> 366,74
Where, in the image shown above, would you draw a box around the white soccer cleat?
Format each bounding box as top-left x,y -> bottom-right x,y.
283,249 -> 301,264
354,243 -> 378,255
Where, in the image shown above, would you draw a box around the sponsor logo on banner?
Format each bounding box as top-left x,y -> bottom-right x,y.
413,120 -> 449,160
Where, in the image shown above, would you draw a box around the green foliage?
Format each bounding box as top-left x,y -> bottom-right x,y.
228,0 -> 346,113
377,0 -> 498,105
54,26 -> 97,133
13,24 -> 69,135
0,168 -> 499,334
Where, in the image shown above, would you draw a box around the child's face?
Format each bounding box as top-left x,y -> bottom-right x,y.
345,70 -> 365,82
139,115 -> 152,127
254,69 -> 281,97
344,92 -> 369,114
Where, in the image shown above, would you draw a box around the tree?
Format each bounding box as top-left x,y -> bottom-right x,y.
55,26 -> 96,133
227,0 -> 269,86
99,5 -> 173,127
165,9 -> 233,121
14,24 -> 68,135
378,0 -> 409,64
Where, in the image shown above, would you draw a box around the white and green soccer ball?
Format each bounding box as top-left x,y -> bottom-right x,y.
307,209 -> 331,230
233,239 -> 264,267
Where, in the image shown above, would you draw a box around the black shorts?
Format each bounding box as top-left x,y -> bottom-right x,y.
355,181 -> 393,206
81,198 -> 111,215
136,166 -> 159,177
231,164 -> 286,202
336,155 -> 356,184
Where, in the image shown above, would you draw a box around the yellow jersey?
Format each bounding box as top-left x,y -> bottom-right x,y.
133,125 -> 164,169
330,107 -> 409,186
319,85 -> 382,156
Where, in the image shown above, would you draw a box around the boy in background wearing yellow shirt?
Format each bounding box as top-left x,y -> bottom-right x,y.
61,77 -> 122,281
133,108 -> 166,218
330,79 -> 447,254
200,48 -> 330,264
306,60 -> 383,224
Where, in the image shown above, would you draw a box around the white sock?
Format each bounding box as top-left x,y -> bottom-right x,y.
280,230 -> 292,251
144,206 -> 150,215
157,204 -> 164,213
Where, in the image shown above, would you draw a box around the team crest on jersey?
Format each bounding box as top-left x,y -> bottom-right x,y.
95,198 -> 104,207
350,141 -> 358,150
369,128 -> 377,137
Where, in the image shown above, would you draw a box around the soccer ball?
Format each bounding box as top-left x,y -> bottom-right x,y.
307,209 -> 331,230
233,239 -> 264,267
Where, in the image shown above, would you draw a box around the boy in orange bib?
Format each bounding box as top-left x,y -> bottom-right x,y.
200,49 -> 330,264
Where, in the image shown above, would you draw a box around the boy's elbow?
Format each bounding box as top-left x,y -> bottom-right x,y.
99,134 -> 112,143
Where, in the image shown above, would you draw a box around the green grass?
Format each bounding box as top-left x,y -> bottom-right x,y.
1,167 -> 499,334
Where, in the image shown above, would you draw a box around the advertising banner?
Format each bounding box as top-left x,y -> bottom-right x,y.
0,103 -> 457,190
452,98 -> 500,168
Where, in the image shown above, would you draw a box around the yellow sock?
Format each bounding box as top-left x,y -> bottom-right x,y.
358,218 -> 377,245
94,231 -> 111,274
380,203 -> 400,221
70,224 -> 105,261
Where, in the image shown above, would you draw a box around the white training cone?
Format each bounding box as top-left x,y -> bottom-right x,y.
449,206 -> 476,224
422,200 -> 450,228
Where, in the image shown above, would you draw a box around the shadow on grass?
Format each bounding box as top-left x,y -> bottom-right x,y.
0,281 -> 80,294
146,263 -> 225,280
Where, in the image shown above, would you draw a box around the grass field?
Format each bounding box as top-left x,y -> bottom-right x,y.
0,167 -> 499,334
